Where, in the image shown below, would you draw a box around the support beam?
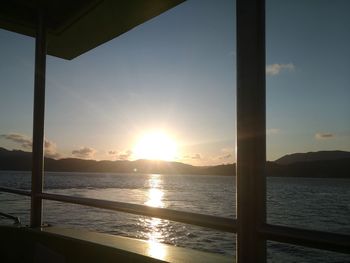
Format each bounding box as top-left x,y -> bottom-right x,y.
236,0 -> 266,262
31,12 -> 46,228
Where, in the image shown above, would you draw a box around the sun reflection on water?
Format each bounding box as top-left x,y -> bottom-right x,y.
147,239 -> 167,260
140,174 -> 167,259
145,188 -> 164,207
145,174 -> 164,208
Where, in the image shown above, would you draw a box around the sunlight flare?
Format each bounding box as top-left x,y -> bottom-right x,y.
133,131 -> 177,161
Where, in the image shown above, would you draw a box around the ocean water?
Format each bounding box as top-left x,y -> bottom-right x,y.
0,171 -> 350,262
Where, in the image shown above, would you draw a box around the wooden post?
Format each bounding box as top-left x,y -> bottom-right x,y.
236,0 -> 266,262
31,12 -> 46,228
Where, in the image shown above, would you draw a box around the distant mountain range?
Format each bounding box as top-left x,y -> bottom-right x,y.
0,147 -> 232,176
0,147 -> 349,178
275,150 -> 350,165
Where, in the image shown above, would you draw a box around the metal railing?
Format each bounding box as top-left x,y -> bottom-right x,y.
0,211 -> 21,225
0,187 -> 31,196
1,185 -> 349,256
0,186 -> 236,233
260,224 -> 350,255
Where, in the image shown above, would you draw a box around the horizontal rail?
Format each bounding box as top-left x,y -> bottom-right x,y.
2,187 -> 349,255
0,211 -> 21,225
260,224 -> 350,255
0,187 -> 31,196
0,187 -> 236,232
39,192 -> 237,233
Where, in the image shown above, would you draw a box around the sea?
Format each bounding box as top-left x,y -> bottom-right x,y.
1,171 -> 350,262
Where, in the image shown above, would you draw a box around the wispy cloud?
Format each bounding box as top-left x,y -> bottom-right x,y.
266,63 -> 294,76
72,147 -> 96,159
267,128 -> 280,135
118,150 -> 132,160
1,133 -> 61,158
44,139 -> 61,159
218,153 -> 232,160
221,147 -> 233,153
315,132 -> 334,140
107,149 -> 132,160
216,148 -> 234,161
1,133 -> 32,149
183,153 -> 202,160
191,153 -> 202,160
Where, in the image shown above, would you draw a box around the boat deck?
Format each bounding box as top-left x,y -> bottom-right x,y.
0,225 -> 232,263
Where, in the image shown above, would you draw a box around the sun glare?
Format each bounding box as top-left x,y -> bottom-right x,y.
133,131 -> 177,161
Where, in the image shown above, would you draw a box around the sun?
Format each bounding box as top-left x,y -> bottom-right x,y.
133,131 -> 177,161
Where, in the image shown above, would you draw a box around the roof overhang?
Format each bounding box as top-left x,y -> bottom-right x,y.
0,0 -> 185,60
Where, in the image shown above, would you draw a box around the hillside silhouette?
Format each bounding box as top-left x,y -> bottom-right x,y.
275,150 -> 350,165
0,147 -> 234,175
0,147 -> 349,178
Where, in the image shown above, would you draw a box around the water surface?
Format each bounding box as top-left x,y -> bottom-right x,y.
1,171 -> 349,262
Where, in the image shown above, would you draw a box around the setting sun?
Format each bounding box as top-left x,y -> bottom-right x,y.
133,131 -> 177,161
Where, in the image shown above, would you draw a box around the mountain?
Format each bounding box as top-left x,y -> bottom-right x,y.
0,147 -> 33,171
0,147 -> 235,176
267,158 -> 349,178
0,147 -> 349,178
275,150 -> 350,165
271,150 -> 350,178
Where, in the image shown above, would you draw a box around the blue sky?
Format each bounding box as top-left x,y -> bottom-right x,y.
0,0 -> 349,164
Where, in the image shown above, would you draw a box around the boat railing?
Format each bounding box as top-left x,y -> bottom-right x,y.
0,185 -> 350,255
0,211 -> 21,225
0,186 -> 236,233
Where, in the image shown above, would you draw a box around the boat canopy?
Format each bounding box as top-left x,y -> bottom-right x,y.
0,0 -> 184,60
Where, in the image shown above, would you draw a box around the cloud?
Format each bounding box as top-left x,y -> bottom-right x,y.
221,147 -> 233,153
44,139 -> 61,159
266,63 -> 294,76
118,150 -> 132,160
218,153 -> 232,160
183,153 -> 202,160
267,128 -> 280,135
1,133 -> 32,149
1,133 -> 61,158
215,148 -> 235,161
191,153 -> 202,160
72,147 -> 96,159
315,132 -> 334,140
107,149 -> 132,160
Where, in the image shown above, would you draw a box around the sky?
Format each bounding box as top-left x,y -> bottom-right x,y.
0,0 -> 349,165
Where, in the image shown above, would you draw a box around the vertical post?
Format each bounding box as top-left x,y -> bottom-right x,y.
31,12 -> 46,228
236,0 -> 266,262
